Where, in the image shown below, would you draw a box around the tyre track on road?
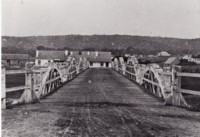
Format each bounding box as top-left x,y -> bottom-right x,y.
98,81 -> 134,137
62,98 -> 76,137
86,83 -> 109,137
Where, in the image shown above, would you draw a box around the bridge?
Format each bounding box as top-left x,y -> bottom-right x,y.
2,56 -> 200,136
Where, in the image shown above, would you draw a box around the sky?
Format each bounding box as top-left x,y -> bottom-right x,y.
1,0 -> 200,38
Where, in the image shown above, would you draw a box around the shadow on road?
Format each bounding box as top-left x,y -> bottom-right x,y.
62,101 -> 138,108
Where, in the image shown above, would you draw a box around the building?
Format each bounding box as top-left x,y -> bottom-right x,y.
194,58 -> 200,64
35,50 -> 68,66
182,54 -> 192,59
2,53 -> 30,68
163,57 -> 180,70
148,55 -> 155,57
68,51 -> 80,56
157,51 -> 171,57
81,51 -> 112,68
182,54 -> 200,64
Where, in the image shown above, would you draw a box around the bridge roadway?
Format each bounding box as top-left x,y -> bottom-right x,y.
2,68 -> 200,137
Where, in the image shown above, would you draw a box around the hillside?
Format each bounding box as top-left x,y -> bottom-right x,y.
2,35 -> 200,56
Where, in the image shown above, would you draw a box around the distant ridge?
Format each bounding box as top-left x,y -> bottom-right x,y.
2,35 -> 200,56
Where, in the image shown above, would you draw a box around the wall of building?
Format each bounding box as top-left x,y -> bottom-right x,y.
35,59 -> 53,66
90,62 -> 101,68
3,59 -> 27,67
89,62 -> 111,68
10,60 -> 19,66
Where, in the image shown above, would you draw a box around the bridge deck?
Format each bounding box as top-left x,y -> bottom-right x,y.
2,68 -> 200,137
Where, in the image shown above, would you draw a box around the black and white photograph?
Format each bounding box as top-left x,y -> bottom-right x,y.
1,0 -> 200,136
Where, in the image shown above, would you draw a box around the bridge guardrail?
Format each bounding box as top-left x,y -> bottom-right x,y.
112,58 -> 200,108
1,57 -> 89,109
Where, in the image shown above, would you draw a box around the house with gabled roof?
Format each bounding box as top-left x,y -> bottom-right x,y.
163,57 -> 180,70
2,53 -> 30,68
157,51 -> 171,57
68,51 -> 80,56
81,51 -> 112,68
35,50 -> 68,66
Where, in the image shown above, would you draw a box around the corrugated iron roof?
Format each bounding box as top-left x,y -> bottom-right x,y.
70,51 -> 80,56
81,51 -> 112,62
2,53 -> 29,60
36,50 -> 66,60
164,57 -> 179,64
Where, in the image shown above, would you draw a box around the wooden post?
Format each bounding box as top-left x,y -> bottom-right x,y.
38,69 -> 44,98
164,66 -> 188,107
136,65 -> 140,83
130,67 -> 133,79
66,69 -> 69,81
132,68 -> 134,79
122,64 -> 126,75
116,62 -> 119,71
136,65 -> 143,84
76,65 -> 80,74
1,66 -> 6,109
19,72 -> 37,103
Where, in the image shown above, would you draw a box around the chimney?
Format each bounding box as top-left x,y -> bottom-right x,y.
65,50 -> 69,56
36,50 -> 39,57
95,51 -> 98,56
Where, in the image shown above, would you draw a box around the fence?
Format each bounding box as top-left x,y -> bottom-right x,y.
164,66 -> 200,107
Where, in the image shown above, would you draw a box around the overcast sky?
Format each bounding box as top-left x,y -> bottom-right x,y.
2,0 -> 200,38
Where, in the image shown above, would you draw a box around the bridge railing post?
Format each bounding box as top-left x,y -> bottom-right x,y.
19,71 -> 37,103
76,65 -> 80,74
135,65 -> 142,84
122,64 -> 126,75
1,66 -> 6,109
116,63 -> 119,71
164,66 -> 188,107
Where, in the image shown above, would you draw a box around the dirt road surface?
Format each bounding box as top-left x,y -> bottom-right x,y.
2,68 -> 200,137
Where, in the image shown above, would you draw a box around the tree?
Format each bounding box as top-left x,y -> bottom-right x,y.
82,47 -> 95,51
126,46 -> 135,54
36,45 -> 45,50
179,59 -> 197,66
